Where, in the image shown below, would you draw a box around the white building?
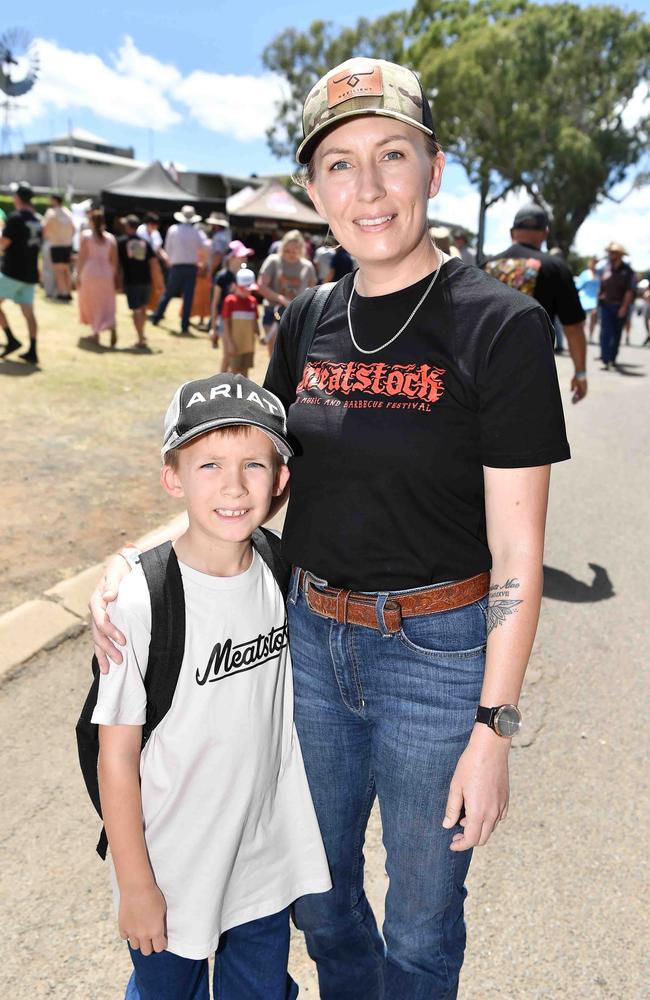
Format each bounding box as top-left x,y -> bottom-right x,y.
0,128 -> 145,197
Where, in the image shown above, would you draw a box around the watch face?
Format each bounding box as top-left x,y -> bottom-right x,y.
494,705 -> 522,738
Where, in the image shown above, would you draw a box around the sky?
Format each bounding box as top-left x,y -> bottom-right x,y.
5,0 -> 650,267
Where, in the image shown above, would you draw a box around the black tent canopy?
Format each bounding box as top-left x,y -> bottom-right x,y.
101,161 -> 222,218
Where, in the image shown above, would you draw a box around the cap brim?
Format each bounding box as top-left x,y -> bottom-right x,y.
162,417 -> 292,461
297,108 -> 434,164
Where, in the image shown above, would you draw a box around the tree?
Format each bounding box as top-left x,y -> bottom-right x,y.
506,3 -> 650,254
261,14 -> 409,159
263,2 -> 650,258
410,0 -> 538,258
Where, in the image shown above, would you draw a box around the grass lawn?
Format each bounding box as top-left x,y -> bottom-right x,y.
0,289 -> 274,615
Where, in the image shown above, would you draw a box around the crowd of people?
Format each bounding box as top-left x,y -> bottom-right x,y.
0,179 -> 647,374
0,186 -> 358,370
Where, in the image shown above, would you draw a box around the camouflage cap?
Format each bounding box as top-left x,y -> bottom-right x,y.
297,58 -> 436,164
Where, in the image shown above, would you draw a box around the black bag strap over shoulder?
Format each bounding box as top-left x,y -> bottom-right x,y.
252,527 -> 290,598
295,281 -> 335,384
139,542 -> 186,746
78,533 -> 288,861
76,541 -> 186,860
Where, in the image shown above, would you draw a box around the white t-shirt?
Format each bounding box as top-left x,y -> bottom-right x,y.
92,550 -> 331,960
136,224 -> 163,253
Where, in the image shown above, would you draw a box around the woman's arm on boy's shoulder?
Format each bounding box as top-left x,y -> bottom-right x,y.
90,516 -> 188,672
99,725 -> 167,956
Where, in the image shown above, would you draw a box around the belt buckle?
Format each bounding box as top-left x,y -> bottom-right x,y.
303,570 -> 328,614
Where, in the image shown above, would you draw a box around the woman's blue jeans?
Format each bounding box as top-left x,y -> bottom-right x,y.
124,907 -> 298,1000
287,570 -> 488,1000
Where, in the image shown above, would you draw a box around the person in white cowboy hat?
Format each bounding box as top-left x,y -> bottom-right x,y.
599,240 -> 635,369
151,205 -> 205,334
204,212 -> 233,279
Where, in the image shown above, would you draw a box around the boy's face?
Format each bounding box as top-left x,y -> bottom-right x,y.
161,427 -> 288,545
235,283 -> 250,297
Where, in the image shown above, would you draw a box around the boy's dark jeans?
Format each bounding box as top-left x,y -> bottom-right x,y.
125,907 -> 298,1000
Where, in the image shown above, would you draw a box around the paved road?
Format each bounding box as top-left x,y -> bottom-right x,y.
2,330 -> 649,999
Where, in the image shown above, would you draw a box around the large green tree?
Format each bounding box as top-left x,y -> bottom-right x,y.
263,1 -> 650,258
261,14 -> 409,159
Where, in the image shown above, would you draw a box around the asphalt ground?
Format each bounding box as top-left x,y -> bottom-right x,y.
1,322 -> 649,998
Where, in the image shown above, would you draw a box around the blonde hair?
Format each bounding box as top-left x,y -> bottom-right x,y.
280,229 -> 305,255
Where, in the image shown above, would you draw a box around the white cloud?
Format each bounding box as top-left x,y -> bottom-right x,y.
13,35 -> 285,143
175,71 -> 288,142
112,35 -> 182,92
16,37 -> 181,131
620,81 -> 648,131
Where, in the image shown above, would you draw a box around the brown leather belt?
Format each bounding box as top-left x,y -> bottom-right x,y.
297,570 -> 490,634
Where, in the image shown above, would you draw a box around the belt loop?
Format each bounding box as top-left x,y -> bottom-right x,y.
288,566 -> 301,606
375,593 -> 392,637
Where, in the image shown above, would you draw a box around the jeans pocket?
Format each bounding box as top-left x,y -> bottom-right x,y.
397,601 -> 487,659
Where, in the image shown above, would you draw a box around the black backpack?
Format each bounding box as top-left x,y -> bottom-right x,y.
76,528 -> 290,859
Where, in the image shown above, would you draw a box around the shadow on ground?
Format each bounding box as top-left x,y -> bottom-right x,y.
543,563 -> 615,602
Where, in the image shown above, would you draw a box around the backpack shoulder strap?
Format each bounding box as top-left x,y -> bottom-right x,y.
252,528 -> 290,599
139,541 -> 186,744
295,281 -> 336,384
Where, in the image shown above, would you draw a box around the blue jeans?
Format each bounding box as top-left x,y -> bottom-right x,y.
124,907 -> 298,1000
287,570 -> 487,999
600,302 -> 625,364
152,264 -> 198,332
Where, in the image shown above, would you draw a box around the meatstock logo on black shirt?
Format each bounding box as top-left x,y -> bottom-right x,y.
297,360 -> 446,412
196,622 -> 288,685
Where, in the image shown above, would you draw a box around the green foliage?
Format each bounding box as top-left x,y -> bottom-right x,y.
0,196 -> 51,218
261,13 -> 409,158
263,1 -> 650,255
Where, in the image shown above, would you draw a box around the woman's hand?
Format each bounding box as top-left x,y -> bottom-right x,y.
89,554 -> 131,672
442,725 -> 510,851
119,882 -> 167,956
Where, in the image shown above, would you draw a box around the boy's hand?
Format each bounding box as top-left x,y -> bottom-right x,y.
119,882 -> 168,956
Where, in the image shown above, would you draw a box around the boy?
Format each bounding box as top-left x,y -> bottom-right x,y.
117,215 -> 156,350
91,373 -> 330,999
220,268 -> 260,377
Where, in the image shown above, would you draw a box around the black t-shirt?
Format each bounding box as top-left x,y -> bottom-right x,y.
484,243 -> 585,327
330,247 -> 354,282
117,234 -> 154,286
2,209 -> 42,284
265,259 -> 570,591
214,269 -> 236,314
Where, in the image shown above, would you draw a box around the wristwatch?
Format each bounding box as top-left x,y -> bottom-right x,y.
475,704 -> 522,738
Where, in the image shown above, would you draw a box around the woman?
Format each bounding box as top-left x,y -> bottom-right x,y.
257,230 -> 316,356
92,58 -> 571,999
78,209 -> 118,346
576,256 -> 600,344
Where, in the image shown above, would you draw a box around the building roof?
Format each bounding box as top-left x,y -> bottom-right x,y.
53,127 -> 111,146
46,145 -> 145,168
226,180 -> 325,227
103,160 -> 200,201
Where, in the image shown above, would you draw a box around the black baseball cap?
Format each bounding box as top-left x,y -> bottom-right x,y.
10,180 -> 34,202
512,202 -> 548,231
162,373 -> 292,461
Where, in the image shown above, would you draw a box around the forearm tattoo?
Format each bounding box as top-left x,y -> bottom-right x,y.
487,578 -> 524,634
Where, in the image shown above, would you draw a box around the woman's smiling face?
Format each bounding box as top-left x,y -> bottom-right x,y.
307,116 -> 445,271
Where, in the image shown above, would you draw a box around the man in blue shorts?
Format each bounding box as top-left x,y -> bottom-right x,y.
0,181 -> 42,364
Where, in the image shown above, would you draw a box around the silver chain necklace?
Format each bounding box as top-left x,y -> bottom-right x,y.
347,253 -> 443,355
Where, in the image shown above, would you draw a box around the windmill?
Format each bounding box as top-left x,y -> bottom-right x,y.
0,28 -> 40,181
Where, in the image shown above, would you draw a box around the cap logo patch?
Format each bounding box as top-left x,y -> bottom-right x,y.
327,66 -> 383,109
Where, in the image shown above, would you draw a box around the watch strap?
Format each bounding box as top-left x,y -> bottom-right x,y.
475,705 -> 496,729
